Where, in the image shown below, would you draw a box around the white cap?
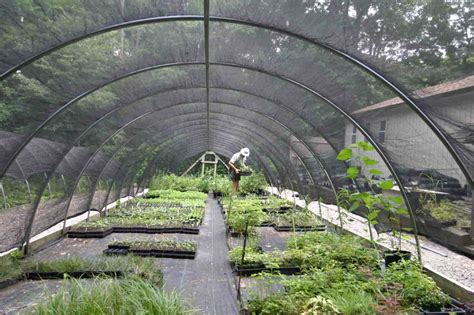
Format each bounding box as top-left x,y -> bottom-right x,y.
241,147 -> 250,157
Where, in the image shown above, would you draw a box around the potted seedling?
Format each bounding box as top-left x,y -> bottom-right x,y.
239,165 -> 253,176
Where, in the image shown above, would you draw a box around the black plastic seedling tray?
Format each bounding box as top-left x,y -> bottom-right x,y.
0,278 -> 21,290
103,247 -> 196,259
421,304 -> 466,314
262,208 -> 290,213
23,270 -> 125,280
67,226 -> 200,238
231,263 -> 301,277
273,225 -> 326,232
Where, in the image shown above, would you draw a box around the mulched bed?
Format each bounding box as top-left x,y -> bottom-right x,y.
0,270 -> 127,290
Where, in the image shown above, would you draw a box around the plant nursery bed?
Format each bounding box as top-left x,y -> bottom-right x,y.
67,225 -> 200,238
23,270 -> 126,280
421,308 -> 465,315
273,225 -> 326,232
423,297 -> 472,314
105,240 -> 197,259
230,262 -> 301,277
256,221 -> 274,227
103,248 -> 196,259
67,228 -> 113,238
262,207 -> 291,213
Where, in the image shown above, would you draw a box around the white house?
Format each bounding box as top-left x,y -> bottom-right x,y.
345,75 -> 474,187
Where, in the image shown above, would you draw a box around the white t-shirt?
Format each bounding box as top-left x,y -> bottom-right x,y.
229,152 -> 244,164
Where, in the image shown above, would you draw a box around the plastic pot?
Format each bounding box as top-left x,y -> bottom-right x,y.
383,250 -> 412,267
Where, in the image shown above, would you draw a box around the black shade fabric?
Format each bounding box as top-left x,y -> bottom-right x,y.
0,0 -> 472,253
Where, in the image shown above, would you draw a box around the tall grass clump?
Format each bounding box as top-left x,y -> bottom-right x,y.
33,276 -> 193,314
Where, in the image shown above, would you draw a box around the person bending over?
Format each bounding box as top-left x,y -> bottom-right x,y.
228,148 -> 250,193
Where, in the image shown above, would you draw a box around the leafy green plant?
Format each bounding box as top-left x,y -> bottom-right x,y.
76,190 -> 206,230
110,239 -> 197,252
301,296 -> 340,314
336,141 -> 411,252
146,189 -> 207,200
269,210 -> 321,227
149,173 -> 210,193
242,229 -> 450,314
383,260 -> 449,311
239,171 -> 268,195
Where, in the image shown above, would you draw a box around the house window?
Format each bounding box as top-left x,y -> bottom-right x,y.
351,125 -> 357,144
379,120 -> 386,143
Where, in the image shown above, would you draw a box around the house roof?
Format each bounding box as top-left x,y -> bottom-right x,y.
353,75 -> 474,114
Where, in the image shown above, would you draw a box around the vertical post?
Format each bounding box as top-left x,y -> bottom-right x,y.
470,186 -> 473,241
0,181 -> 7,209
60,175 -> 68,195
44,172 -> 52,200
213,154 -> 217,177
201,155 -> 205,177
236,220 -> 249,302
318,197 -> 323,220
24,178 -> 33,203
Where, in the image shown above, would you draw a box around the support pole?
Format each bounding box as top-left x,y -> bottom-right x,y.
0,181 -> 7,209
470,187 -> 473,241
236,220 -> 249,302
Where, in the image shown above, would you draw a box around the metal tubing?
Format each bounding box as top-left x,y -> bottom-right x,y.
1,15 -> 469,186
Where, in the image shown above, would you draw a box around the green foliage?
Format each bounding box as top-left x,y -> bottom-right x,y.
268,210 -> 321,227
287,232 -> 379,271
110,239 -> 197,252
245,232 -> 448,314
239,171 -> 268,195
33,276 -> 192,315
22,256 -> 163,286
209,175 -> 232,196
247,293 -> 301,315
336,141 -> 406,250
227,202 -> 266,234
78,204 -> 205,228
149,174 -> 208,193
418,198 -> 470,228
1,255 -> 164,286
76,189 -> 206,229
146,189 -> 207,200
0,253 -> 22,281
322,287 -> 377,315
384,260 -> 449,310
301,296 -> 341,314
228,247 -> 308,269
336,148 -> 352,161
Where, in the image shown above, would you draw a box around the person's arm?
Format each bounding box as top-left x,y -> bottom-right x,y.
229,153 -> 240,173
229,161 -> 240,173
